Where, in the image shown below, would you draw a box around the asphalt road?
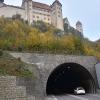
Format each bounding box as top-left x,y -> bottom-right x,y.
45,94 -> 100,100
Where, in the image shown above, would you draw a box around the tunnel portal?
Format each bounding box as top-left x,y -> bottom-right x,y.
46,63 -> 96,95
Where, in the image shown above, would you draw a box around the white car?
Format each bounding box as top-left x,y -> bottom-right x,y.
74,87 -> 85,95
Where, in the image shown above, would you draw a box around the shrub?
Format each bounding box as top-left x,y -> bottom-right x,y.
18,46 -> 22,52
0,49 -> 3,56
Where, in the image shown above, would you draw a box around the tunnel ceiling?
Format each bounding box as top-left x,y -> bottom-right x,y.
46,63 -> 96,95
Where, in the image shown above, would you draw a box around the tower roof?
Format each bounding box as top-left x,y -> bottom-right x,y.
51,0 -> 62,7
76,21 -> 82,25
63,17 -> 70,25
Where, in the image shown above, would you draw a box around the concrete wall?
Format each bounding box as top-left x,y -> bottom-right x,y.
95,63 -> 100,88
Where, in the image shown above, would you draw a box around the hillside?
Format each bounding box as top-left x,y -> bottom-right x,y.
0,17 -> 100,59
0,50 -> 33,76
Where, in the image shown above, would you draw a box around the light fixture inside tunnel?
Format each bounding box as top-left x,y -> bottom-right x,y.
67,66 -> 71,69
46,63 -> 96,95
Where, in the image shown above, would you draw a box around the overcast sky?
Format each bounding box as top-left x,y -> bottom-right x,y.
4,0 -> 100,41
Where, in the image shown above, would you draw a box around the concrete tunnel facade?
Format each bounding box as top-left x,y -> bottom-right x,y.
10,53 -> 99,96
46,63 -> 96,95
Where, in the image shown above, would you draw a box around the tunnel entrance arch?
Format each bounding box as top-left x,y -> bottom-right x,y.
46,63 -> 96,95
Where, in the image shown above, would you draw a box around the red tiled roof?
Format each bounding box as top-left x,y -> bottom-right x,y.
32,1 -> 51,11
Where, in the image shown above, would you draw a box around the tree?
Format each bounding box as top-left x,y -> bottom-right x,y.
73,36 -> 85,55
33,21 -> 48,32
12,14 -> 23,21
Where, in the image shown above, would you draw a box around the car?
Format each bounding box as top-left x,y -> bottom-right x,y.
74,87 -> 85,95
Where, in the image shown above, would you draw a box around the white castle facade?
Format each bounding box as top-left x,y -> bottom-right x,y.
0,0 -> 64,30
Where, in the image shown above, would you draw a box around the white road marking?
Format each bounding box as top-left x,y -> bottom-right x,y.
46,96 -> 58,100
52,96 -> 58,100
69,95 -> 88,100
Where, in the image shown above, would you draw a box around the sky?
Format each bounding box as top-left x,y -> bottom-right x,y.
4,0 -> 100,41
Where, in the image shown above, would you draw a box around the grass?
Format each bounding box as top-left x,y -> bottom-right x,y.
0,51 -> 33,77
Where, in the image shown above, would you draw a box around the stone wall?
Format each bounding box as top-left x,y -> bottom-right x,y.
0,76 -> 27,100
0,76 -> 40,100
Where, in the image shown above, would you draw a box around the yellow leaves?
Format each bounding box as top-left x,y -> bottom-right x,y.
0,17 -> 100,59
84,45 -> 95,55
61,35 -> 74,47
83,42 -> 100,60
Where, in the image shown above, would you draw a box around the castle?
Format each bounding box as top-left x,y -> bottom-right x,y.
0,0 -> 64,30
0,0 -> 83,33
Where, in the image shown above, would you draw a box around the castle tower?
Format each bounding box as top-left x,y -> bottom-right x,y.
51,0 -> 64,31
22,0 -> 33,24
0,0 -> 4,7
0,0 -> 4,3
63,17 -> 70,30
76,21 -> 83,34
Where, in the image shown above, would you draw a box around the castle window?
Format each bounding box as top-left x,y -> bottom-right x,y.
58,11 -> 60,14
53,12 -> 55,15
29,4 -> 31,6
58,15 -> 60,17
37,16 -> 39,18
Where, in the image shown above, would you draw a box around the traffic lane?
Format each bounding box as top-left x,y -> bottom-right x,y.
57,94 -> 100,100
45,95 -> 87,100
45,94 -> 100,100
77,94 -> 100,100
56,95 -> 88,100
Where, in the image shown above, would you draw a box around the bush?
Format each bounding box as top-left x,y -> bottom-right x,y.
33,21 -> 48,32
18,46 -> 23,52
0,49 -> 3,56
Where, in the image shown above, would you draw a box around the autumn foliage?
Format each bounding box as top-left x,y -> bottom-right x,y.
0,17 -> 100,59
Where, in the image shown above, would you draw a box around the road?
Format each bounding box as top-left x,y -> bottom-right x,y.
45,94 -> 100,100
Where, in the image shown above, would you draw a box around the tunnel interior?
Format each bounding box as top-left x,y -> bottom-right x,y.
46,63 -> 95,95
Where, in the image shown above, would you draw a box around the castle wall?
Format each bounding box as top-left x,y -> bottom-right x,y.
56,4 -> 64,31
33,8 -> 51,24
51,1 -> 64,31
27,0 -> 33,24
0,2 -> 4,7
0,6 -> 26,20
51,5 -> 57,27
76,24 -> 83,33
